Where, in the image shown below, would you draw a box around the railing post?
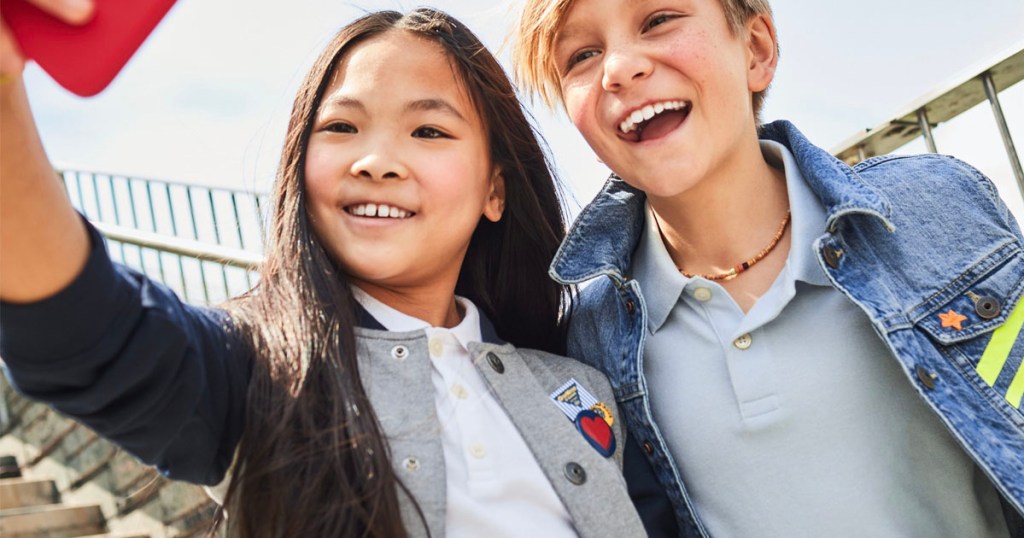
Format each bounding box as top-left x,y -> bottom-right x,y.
981,71 -> 1024,204
916,108 -> 938,154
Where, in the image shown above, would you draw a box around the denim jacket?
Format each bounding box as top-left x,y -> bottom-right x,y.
551,120 -> 1024,536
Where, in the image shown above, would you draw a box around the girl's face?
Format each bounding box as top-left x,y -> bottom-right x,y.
304,31 -> 504,301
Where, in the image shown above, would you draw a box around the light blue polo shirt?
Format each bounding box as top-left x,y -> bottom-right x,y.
632,140 -> 1010,537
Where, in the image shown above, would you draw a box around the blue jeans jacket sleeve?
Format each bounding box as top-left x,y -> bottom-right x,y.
0,220 -> 250,486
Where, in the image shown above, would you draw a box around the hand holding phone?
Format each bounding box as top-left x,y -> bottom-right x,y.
1,0 -> 178,96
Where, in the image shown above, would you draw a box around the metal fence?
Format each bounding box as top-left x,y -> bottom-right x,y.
833,46 -> 1024,206
59,169 -> 267,306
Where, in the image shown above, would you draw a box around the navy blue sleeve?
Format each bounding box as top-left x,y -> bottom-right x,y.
0,221 -> 251,486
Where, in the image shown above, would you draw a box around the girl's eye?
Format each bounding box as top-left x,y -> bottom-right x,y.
566,50 -> 599,72
643,13 -> 676,32
413,127 -> 449,139
324,122 -> 356,134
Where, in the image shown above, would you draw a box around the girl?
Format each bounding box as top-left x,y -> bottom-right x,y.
0,7 -> 645,537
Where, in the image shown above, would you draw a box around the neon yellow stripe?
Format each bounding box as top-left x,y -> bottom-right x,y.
977,296 -> 1024,386
1008,364 -> 1024,409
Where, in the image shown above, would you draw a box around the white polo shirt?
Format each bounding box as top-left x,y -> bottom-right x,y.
632,141 -> 1010,537
352,288 -> 576,538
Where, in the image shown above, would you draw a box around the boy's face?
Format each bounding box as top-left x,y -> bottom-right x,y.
552,0 -> 775,198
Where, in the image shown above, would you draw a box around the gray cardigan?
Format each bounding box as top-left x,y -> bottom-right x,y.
355,326 -> 647,537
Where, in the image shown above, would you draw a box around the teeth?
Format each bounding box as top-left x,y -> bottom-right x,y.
618,100 -> 689,134
347,203 -> 412,219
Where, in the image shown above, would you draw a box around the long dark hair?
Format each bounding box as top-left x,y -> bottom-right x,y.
221,9 -> 569,536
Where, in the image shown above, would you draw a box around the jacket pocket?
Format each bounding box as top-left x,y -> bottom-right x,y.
916,249 -> 1024,414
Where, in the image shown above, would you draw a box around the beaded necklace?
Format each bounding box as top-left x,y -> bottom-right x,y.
678,211 -> 791,281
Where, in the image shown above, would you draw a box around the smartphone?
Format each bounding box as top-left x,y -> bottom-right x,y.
1,0 -> 178,96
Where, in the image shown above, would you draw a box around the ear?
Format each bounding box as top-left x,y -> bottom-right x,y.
745,14 -> 778,93
483,168 -> 506,223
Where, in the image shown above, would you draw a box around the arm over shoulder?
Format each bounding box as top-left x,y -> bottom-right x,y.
0,221 -> 251,486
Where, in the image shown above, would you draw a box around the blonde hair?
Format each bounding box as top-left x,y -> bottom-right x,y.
513,0 -> 775,117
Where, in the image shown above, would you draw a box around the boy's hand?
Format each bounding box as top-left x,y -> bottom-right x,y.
1,0 -> 95,82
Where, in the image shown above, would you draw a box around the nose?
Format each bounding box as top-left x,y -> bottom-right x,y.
349,150 -> 409,181
601,46 -> 653,92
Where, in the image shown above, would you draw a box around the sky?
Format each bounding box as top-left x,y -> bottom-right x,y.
21,0 -> 1024,225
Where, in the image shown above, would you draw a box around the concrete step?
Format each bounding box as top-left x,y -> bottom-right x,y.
0,503 -> 106,537
0,477 -> 60,509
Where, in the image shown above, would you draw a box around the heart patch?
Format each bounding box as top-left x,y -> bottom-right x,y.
575,409 -> 615,457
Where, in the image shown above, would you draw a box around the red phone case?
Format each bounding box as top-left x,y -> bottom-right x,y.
1,0 -> 178,96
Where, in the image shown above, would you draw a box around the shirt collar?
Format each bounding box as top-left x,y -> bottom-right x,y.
631,140 -> 833,334
631,202 -> 689,333
351,286 -> 484,347
761,139 -> 832,288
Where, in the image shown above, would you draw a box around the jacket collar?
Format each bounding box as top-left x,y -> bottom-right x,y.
551,120 -> 894,283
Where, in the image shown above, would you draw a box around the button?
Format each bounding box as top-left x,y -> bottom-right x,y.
733,333 -> 753,350
450,384 -> 469,400
693,287 -> 712,302
469,443 -> 487,459
822,245 -> 844,269
486,352 -> 505,374
563,462 -> 587,485
915,366 -> 937,390
625,299 -> 636,314
642,441 -> 654,455
390,345 -> 409,361
402,457 -> 420,472
428,336 -> 445,358
975,295 -> 1002,320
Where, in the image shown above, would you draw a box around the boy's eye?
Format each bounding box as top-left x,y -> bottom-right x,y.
642,13 -> 677,32
413,126 -> 449,139
324,122 -> 356,134
566,50 -> 599,72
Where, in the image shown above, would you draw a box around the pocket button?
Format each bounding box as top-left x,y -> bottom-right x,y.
975,296 -> 1002,320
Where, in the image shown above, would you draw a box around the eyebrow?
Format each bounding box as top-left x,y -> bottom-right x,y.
405,98 -> 467,123
319,96 -> 466,123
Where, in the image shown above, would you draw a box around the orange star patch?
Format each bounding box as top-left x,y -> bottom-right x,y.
938,309 -> 968,331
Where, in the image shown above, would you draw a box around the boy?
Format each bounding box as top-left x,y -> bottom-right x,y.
514,0 -> 1024,536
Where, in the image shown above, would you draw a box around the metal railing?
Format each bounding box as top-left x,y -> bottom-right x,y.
833,45 -> 1024,205
59,168 -> 267,306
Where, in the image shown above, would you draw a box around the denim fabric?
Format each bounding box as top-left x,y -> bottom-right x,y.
551,120 -> 1024,536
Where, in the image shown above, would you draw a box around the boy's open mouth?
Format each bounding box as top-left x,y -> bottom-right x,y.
617,100 -> 691,143
344,203 -> 415,219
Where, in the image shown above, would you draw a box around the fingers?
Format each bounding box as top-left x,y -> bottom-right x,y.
26,0 -> 96,25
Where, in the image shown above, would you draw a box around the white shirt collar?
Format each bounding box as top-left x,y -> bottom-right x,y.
350,286 -> 483,347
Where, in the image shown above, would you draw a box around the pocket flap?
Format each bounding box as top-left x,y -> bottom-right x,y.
917,251 -> 1024,345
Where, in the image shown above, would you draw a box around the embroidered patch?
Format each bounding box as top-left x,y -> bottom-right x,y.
550,378 -> 599,421
938,309 -> 967,331
550,379 -> 616,457
590,402 -> 614,427
575,409 -> 616,457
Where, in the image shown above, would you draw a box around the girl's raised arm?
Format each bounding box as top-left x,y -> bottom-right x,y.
0,0 -> 95,303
